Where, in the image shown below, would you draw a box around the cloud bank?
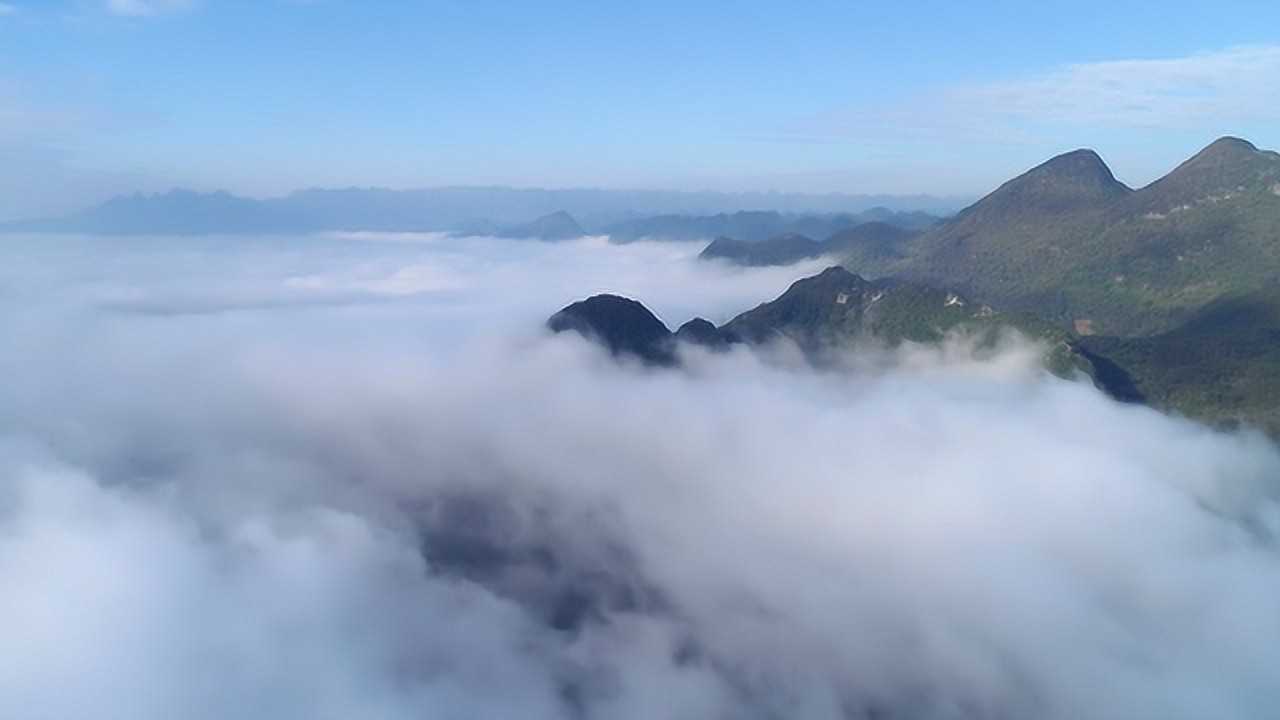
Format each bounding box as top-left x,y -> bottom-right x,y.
1,232 -> 1278,718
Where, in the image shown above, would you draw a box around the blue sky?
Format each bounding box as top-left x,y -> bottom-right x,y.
1,0 -> 1279,218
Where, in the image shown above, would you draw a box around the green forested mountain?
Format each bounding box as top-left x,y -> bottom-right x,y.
716,266 -> 1088,376
549,266 -> 1094,381
551,138 -> 1280,434
824,136 -> 1280,432
823,221 -> 915,265
1079,288 -> 1280,432
860,137 -> 1280,337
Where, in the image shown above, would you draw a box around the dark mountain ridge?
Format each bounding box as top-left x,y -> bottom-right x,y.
701,221 -> 919,268
546,295 -> 677,365
604,208 -> 938,244
699,233 -> 826,266
2,187 -> 958,236
549,265 -> 1093,380
546,261 -> 1280,432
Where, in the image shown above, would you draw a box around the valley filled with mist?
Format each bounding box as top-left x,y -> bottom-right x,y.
3,230 -> 1279,719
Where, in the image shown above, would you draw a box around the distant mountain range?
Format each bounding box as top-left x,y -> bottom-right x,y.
0,186 -> 959,237
698,221 -> 919,266
699,233 -> 827,266
604,207 -> 937,243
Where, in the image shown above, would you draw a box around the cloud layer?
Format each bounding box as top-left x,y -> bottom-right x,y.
1,232 -> 1279,718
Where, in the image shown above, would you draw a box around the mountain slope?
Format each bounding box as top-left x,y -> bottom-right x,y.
500,211 -> 585,241
824,221 -> 915,269
881,137 -> 1280,336
893,149 -> 1130,291
699,233 -> 825,266
717,267 -> 1081,374
1078,287 -> 1280,433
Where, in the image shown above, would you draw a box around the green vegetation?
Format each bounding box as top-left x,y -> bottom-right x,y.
556,137 -> 1280,435
1079,289 -> 1280,434
719,266 -> 1090,377
839,137 -> 1280,433
858,138 -> 1280,337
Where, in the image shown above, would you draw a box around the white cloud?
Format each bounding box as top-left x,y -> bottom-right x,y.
775,44 -> 1280,192
1,234 -> 1279,718
106,0 -> 194,16
956,45 -> 1280,128
794,45 -> 1280,141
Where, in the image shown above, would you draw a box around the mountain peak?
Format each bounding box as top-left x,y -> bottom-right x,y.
1201,136 -> 1259,156
1133,136 -> 1280,210
957,148 -> 1130,220
541,209 -> 578,222
547,294 -> 675,364
812,265 -> 859,282
1174,136 -> 1271,170
1042,147 -> 1108,169
673,317 -> 728,349
1028,148 -> 1127,191
501,210 -> 584,241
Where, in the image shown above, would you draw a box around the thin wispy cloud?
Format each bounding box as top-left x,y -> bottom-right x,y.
959,45 -> 1280,128
0,3 -> 16,16
106,0 -> 194,16
794,45 -> 1280,141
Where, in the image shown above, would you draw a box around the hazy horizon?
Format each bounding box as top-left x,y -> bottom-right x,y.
8,133 -> 1274,225
2,1 -> 1279,219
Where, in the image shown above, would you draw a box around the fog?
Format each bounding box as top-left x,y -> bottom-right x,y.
1,232 -> 1278,719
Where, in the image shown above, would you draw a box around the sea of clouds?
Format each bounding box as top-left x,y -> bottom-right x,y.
1,232 -> 1278,719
